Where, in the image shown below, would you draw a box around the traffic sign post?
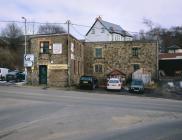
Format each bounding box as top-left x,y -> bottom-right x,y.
24,54 -> 34,84
24,54 -> 34,67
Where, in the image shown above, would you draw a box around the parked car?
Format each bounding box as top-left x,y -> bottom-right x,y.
6,71 -> 25,82
79,76 -> 98,89
0,68 -> 10,81
129,79 -> 144,93
106,78 -> 123,91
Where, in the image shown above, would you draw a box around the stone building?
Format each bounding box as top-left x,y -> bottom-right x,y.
27,33 -> 84,87
84,41 -> 157,84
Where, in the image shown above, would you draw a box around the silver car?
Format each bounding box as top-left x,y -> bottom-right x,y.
129,79 -> 144,93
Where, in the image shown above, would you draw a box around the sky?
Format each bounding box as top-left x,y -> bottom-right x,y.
0,0 -> 182,38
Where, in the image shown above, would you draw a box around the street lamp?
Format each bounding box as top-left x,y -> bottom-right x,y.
22,16 -> 27,83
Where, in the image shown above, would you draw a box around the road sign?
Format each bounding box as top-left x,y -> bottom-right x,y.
24,54 -> 34,67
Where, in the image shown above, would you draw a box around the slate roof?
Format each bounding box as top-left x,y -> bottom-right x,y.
159,53 -> 182,60
86,18 -> 132,37
99,19 -> 131,36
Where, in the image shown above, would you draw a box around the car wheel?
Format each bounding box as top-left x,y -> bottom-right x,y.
140,90 -> 144,94
120,88 -> 123,92
2,77 -> 5,81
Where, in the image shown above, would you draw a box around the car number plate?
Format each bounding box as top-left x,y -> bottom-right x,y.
83,81 -> 88,83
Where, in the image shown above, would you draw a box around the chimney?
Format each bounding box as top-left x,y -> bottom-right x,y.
96,16 -> 102,20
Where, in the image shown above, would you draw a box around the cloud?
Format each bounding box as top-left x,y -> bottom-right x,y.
0,0 -> 182,36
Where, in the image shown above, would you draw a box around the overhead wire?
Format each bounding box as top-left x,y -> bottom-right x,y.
0,19 -> 180,37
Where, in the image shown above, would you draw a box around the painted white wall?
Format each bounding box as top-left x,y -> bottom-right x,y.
176,49 -> 182,53
168,49 -> 182,53
125,36 -> 133,41
85,20 -> 133,42
112,33 -> 125,41
132,69 -> 151,85
85,21 -> 111,42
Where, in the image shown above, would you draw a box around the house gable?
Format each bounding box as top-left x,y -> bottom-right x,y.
85,19 -> 112,42
85,17 -> 133,42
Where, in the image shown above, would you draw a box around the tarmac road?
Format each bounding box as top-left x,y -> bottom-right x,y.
0,86 -> 182,140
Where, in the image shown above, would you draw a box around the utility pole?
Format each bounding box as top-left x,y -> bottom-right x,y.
22,16 -> 27,83
32,22 -> 35,35
67,20 -> 71,87
156,36 -> 159,80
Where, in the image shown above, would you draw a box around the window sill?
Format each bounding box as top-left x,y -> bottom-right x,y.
132,56 -> 139,58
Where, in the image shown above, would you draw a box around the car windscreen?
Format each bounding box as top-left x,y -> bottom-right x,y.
132,80 -> 143,85
7,72 -> 17,75
80,77 -> 92,81
108,80 -> 119,83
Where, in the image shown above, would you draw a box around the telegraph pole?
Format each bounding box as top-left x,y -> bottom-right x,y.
156,36 -> 159,80
22,16 -> 27,83
67,20 -> 71,87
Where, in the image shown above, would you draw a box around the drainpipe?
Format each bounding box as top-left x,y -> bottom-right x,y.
67,20 -> 71,87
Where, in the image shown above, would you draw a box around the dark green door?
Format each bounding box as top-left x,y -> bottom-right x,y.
39,65 -> 47,84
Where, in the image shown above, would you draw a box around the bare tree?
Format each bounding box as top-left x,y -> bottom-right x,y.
1,23 -> 23,50
38,23 -> 66,34
139,30 -> 146,40
0,23 -> 24,69
142,18 -> 182,51
143,18 -> 154,30
0,48 -> 15,68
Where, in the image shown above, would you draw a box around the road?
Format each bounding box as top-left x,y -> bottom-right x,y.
0,85 -> 182,140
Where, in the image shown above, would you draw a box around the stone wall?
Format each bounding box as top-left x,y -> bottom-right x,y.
84,41 -> 157,84
28,34 -> 84,87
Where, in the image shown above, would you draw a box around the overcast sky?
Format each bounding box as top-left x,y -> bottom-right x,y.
0,0 -> 182,37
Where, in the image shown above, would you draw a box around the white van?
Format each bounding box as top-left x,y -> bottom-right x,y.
0,68 -> 10,80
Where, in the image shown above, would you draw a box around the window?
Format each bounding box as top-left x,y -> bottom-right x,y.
40,41 -> 49,54
101,27 -> 105,33
91,28 -> 95,34
71,42 -> 74,53
115,36 -> 117,41
133,64 -> 140,71
74,60 -> 76,74
132,47 -> 140,57
78,61 -> 80,75
95,48 -> 102,58
94,64 -> 103,73
79,45 -> 82,56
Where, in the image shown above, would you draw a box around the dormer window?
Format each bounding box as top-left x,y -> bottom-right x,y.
91,28 -> 95,34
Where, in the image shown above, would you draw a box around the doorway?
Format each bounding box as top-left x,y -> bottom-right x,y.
39,65 -> 47,84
